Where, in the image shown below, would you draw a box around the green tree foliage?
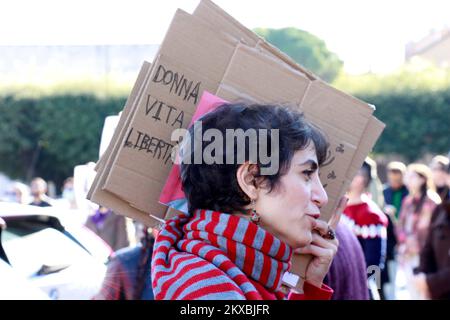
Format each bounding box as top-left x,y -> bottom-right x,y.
335,62 -> 450,161
254,27 -> 343,82
0,94 -> 125,188
334,60 -> 450,95
358,90 -> 450,161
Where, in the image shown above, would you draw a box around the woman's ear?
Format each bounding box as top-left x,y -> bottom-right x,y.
236,162 -> 260,201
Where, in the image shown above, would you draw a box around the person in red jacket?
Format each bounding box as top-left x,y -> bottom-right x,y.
151,102 -> 345,300
342,160 -> 388,299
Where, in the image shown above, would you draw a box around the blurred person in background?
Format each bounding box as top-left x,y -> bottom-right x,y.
365,158 -> 398,299
85,206 -> 130,252
366,157 -> 385,209
397,163 -> 440,299
94,226 -> 156,300
382,161 -> 409,299
398,164 -> 440,255
73,162 -> 98,214
429,155 -> 450,203
29,177 -> 53,207
61,177 -> 77,209
342,160 -> 388,299
383,161 -> 409,221
413,161 -> 450,299
8,181 -> 31,204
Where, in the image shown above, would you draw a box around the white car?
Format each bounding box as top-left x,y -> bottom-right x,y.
0,258 -> 50,300
0,202 -> 112,300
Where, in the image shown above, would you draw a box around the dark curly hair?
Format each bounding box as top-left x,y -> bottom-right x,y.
180,103 -> 329,214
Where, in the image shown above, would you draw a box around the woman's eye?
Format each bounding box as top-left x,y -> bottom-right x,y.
303,170 -> 315,181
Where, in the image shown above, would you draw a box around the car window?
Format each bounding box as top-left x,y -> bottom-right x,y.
3,219 -> 51,239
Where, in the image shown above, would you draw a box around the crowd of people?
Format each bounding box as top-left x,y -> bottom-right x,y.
341,155 -> 449,299
2,175 -> 132,252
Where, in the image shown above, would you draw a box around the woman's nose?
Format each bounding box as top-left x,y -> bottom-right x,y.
312,178 -> 328,209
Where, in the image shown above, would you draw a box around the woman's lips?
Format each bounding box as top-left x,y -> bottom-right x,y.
306,213 -> 320,219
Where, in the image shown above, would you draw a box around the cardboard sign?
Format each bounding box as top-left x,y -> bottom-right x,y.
88,0 -> 385,291
88,61 -> 160,226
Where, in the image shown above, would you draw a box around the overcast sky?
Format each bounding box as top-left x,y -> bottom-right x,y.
1,0 -> 449,74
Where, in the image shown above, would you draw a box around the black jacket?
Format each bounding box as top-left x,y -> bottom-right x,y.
418,202 -> 450,299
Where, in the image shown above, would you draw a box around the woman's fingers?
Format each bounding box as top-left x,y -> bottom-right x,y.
295,231 -> 340,288
313,219 -> 329,236
294,233 -> 338,255
295,243 -> 335,263
328,196 -> 348,230
312,196 -> 347,238
311,232 -> 338,251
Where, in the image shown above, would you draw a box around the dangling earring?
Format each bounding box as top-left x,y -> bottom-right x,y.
250,199 -> 261,224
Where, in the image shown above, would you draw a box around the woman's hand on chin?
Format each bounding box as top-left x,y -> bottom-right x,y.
294,196 -> 347,288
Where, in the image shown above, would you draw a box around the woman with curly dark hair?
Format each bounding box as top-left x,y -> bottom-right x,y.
151,102 -> 346,300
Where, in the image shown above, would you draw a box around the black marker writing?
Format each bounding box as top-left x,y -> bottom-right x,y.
152,64 -> 201,105
144,95 -> 184,128
336,144 -> 345,154
124,127 -> 174,164
327,171 -> 337,180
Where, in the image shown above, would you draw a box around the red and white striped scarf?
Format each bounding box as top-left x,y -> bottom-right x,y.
151,209 -> 292,300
